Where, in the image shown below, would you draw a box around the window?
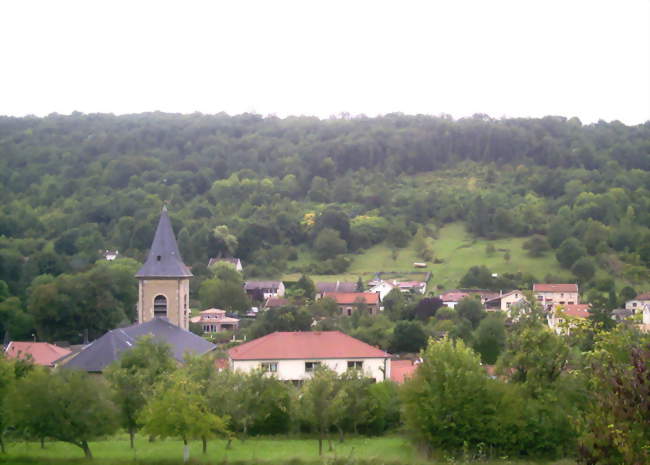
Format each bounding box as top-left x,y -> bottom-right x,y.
261,362 -> 278,373
153,295 -> 167,317
347,361 -> 363,370
305,361 -> 321,372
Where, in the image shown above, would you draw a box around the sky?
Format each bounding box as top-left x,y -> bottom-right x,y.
1,0 -> 649,124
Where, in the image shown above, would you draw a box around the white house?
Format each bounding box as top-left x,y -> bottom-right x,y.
228,331 -> 391,383
190,308 -> 239,333
533,283 -> 579,308
485,290 -> 526,312
244,281 -> 285,300
625,292 -> 650,314
208,257 -> 243,272
368,281 -> 395,300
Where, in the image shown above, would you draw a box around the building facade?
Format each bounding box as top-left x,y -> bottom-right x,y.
228,331 -> 391,383
533,283 -> 579,308
135,206 -> 192,330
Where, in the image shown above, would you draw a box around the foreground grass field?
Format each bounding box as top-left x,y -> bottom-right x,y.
0,435 -> 576,465
284,223 -> 576,290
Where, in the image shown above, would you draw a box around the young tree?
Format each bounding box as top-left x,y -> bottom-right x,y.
390,321 -> 427,353
401,337 -> 494,454
8,368 -> 118,459
141,370 -> 229,463
300,367 -> 345,455
296,274 -> 316,300
104,336 -> 176,448
314,228 -> 347,260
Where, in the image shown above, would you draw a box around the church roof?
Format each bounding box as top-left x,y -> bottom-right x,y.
57,318 -> 215,372
135,206 -> 192,278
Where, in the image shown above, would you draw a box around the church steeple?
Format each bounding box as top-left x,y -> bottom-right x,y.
135,206 -> 192,330
135,205 -> 192,278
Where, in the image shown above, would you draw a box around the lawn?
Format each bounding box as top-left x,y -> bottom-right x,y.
284,223 -> 574,290
0,435 -> 576,465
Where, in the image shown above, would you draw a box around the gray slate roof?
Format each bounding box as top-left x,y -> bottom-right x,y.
135,206 -> 192,278
316,282 -> 357,293
58,318 -> 215,372
244,281 -> 283,290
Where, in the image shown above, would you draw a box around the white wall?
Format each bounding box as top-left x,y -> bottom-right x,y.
232,357 -> 390,383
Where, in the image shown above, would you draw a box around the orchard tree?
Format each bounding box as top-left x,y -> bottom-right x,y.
301,368 -> 345,455
141,370 -> 229,463
8,368 -> 118,459
104,336 -> 176,448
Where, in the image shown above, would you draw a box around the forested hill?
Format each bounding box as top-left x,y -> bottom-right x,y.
1,113 -> 650,340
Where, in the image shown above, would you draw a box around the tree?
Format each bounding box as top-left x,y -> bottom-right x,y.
296,274 -> 316,300
198,278 -> 251,313
413,297 -> 443,322
141,370 -> 229,463
556,238 -> 587,269
210,225 -> 238,257
313,228 -> 347,260
455,296 -> 485,329
382,288 -> 406,321
8,368 -> 118,459
571,256 -> 596,283
577,328 -> 650,465
249,306 -> 312,338
300,367 -> 344,455
412,227 -> 433,261
356,276 -> 364,292
390,321 -> 427,353
522,235 -> 551,257
104,336 -> 176,448
401,337 -> 495,453
472,313 -> 506,364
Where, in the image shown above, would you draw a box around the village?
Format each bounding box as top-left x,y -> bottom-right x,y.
5,207 -> 649,380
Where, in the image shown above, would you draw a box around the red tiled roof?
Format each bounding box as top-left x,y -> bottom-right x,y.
562,304 -> 590,319
322,292 -> 380,305
5,342 -> 71,366
439,291 -> 469,302
228,331 -> 389,360
634,292 -> 650,301
265,297 -> 290,308
533,283 -> 578,293
390,360 -> 417,384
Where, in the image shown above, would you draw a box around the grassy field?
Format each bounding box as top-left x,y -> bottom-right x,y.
284,223 -> 576,290
0,435 -> 576,465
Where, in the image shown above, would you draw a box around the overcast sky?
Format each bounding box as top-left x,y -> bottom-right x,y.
1,0 -> 649,124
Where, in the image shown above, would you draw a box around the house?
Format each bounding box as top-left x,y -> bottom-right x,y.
484,290 -> 526,312
624,292 -> 650,314
640,306 -> 650,333
244,281 -> 285,300
316,281 -> 357,297
438,289 -> 499,309
5,342 -> 71,367
611,308 -> 634,323
263,297 -> 290,310
533,283 -> 579,309
322,292 -> 381,316
390,359 -> 418,384
228,331 -> 391,383
547,304 -> 590,334
56,318 -> 215,373
190,308 -> 239,333
208,257 -> 243,272
367,281 -> 395,300
397,281 -> 427,294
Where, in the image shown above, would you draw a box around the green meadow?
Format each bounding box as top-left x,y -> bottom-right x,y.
284,223 -> 576,290
0,435 -> 576,465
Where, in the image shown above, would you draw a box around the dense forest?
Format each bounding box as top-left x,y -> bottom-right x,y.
1,112 -> 649,342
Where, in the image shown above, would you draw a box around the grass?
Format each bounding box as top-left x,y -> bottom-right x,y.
284,223 -> 575,290
0,435 -> 576,465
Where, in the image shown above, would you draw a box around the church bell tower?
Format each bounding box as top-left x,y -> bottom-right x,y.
135,206 -> 192,330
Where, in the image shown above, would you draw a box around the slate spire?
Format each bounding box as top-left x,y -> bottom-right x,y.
135,206 -> 192,278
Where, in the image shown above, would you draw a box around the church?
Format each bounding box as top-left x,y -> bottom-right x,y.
55,206 -> 215,372
135,205 -> 193,330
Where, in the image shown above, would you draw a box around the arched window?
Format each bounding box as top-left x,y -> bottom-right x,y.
153,295 -> 167,318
